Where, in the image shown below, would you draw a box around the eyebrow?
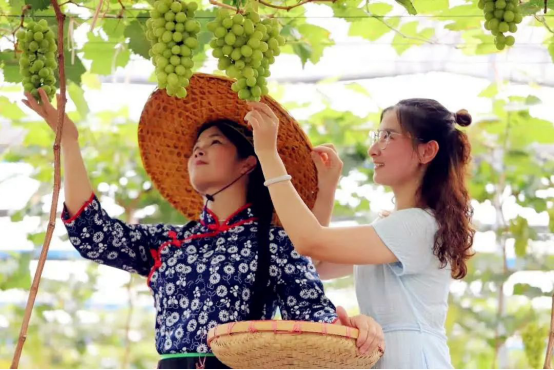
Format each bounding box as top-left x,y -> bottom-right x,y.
380,128 -> 401,134
193,133 -> 224,150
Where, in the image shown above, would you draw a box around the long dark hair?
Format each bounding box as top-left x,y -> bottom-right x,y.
382,99 -> 475,279
196,119 -> 273,319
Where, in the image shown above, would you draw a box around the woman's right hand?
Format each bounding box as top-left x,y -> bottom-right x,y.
22,88 -> 79,144
336,306 -> 385,356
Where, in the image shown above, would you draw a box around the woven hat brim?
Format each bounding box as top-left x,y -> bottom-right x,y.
138,73 -> 318,222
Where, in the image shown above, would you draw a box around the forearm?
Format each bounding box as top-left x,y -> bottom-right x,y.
61,139 -> 94,216
258,152 -> 323,252
312,186 -> 336,227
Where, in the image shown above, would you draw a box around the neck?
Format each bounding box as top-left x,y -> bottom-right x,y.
391,177 -> 422,211
203,179 -> 249,223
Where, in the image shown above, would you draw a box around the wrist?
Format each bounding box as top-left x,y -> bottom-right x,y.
317,184 -> 337,197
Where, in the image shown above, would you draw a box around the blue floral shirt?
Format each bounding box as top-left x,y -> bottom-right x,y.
62,194 -> 337,354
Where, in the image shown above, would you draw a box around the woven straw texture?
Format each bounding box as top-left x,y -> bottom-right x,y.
138,73 -> 318,222
207,320 -> 383,369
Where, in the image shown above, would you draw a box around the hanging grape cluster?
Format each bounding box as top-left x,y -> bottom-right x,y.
207,8 -> 285,101
16,19 -> 58,102
146,0 -> 200,98
479,0 -> 523,50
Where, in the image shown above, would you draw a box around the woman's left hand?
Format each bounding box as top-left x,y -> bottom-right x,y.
336,306 -> 385,356
245,102 -> 279,157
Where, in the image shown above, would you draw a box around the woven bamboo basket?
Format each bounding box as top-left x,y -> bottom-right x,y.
207,320 -> 383,369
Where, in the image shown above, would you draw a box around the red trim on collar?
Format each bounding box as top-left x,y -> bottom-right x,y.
200,203 -> 254,228
146,216 -> 258,288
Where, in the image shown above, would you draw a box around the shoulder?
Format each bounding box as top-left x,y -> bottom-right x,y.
374,208 -> 437,232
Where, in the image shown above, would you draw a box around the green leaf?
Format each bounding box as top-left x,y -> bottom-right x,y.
519,0 -> 554,15
367,2 -> 393,15
0,50 -> 23,83
442,5 -> 483,31
415,0 -> 447,14
525,95 -> 541,105
68,82 -> 89,119
82,33 -> 128,75
9,0 -> 25,9
473,34 -> 500,55
81,72 -> 101,89
25,0 -> 50,11
548,208 -> 554,233
293,24 -> 334,66
291,42 -> 312,67
28,231 -> 47,246
345,83 -> 371,96
125,18 -> 150,60
0,252 -> 31,290
10,210 -> 26,222
395,0 -> 417,15
102,20 -> 126,40
0,97 -> 25,120
391,22 -> 434,55
331,0 -> 366,18
510,216 -> 529,257
479,83 -> 499,98
513,283 -> 547,298
349,17 -> 395,41
64,52 -> 87,85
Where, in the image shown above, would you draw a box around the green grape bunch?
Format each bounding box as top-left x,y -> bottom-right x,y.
207,8 -> 285,101
146,0 -> 200,99
16,19 -> 58,103
479,0 -> 523,50
521,321 -> 548,369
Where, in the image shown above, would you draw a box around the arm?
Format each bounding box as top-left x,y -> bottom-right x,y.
24,90 -> 163,276
62,194 -> 166,276
309,145 -> 354,278
246,104 -> 397,265
23,89 -> 93,216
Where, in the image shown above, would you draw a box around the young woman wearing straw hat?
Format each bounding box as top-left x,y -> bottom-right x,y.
22,74 -> 384,369
247,99 -> 476,369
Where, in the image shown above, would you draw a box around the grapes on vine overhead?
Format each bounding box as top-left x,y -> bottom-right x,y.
16,19 -> 58,103
146,0 -> 200,99
207,8 -> 285,102
479,0 -> 523,50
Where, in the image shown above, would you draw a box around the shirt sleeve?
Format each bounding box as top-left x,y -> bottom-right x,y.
371,208 -> 439,276
269,227 -> 338,323
61,193 -> 169,277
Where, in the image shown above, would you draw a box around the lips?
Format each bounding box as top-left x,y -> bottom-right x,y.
194,159 -> 208,166
374,162 -> 384,169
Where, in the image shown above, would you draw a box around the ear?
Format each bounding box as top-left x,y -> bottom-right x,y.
418,140 -> 439,165
241,155 -> 258,175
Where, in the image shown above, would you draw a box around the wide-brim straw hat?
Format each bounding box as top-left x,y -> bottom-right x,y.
138,73 -> 318,222
207,320 -> 384,369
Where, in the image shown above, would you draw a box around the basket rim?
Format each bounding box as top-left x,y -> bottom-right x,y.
207,320 -> 360,346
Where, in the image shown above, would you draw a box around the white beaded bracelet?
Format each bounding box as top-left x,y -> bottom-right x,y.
264,174 -> 292,187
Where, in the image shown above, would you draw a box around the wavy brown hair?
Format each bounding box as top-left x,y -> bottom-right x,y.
382,99 -> 475,279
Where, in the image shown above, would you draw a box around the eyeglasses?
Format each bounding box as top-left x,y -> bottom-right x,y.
369,130 -> 404,150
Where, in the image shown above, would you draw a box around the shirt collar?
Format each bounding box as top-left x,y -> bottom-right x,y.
200,203 -> 256,230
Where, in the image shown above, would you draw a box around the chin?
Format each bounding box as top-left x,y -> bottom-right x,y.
373,172 -> 385,186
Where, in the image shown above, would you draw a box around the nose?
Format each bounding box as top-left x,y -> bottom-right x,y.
368,142 -> 380,158
194,147 -> 205,158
